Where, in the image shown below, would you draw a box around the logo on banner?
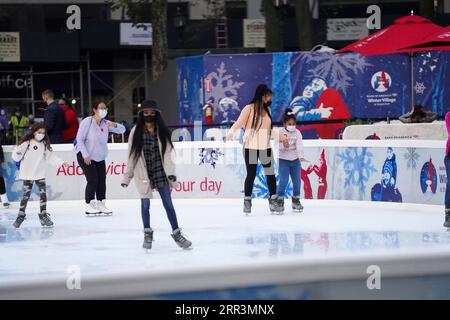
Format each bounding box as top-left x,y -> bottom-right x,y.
420,158 -> 437,200
371,70 -> 391,93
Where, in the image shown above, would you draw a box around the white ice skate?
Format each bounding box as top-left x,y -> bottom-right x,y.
85,201 -> 100,216
1,194 -> 10,209
97,200 -> 113,215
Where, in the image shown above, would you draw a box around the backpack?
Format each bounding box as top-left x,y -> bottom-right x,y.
15,141 -> 31,170
15,141 -> 47,170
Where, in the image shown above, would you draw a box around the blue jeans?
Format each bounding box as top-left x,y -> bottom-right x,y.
277,158 -> 301,198
141,185 -> 179,231
445,156 -> 450,209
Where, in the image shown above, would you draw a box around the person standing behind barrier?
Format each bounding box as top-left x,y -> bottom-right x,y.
75,101 -> 125,216
444,111 -> 450,228
121,100 -> 192,250
0,109 -> 9,141
227,84 -> 287,215
10,108 -> 28,142
58,99 -> 79,144
42,90 -> 66,144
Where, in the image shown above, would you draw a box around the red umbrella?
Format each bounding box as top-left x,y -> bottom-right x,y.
338,15 -> 443,55
397,25 -> 450,52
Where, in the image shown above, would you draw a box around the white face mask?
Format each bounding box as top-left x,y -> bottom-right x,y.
35,133 -> 45,141
98,109 -> 108,119
286,125 -> 296,132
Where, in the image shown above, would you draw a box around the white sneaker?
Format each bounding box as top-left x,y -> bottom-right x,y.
85,201 -> 100,215
97,200 -> 113,214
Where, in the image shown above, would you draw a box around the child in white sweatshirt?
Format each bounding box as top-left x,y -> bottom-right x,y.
12,123 -> 66,228
277,108 -> 309,213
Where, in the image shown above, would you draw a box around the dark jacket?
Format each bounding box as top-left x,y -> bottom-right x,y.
44,101 -> 67,144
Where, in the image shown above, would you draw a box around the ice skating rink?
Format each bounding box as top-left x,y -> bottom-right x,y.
0,198 -> 449,299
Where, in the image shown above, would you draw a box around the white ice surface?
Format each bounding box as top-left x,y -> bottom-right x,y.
0,199 -> 449,297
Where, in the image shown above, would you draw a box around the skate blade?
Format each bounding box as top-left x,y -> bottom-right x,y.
41,225 -> 54,228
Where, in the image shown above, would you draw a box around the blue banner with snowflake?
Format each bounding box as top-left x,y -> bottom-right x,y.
413,51 -> 450,115
177,51 -> 450,138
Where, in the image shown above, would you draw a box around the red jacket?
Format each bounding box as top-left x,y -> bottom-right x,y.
61,105 -> 79,142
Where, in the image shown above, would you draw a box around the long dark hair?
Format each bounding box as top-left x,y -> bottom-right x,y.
129,110 -> 174,164
18,122 -> 52,151
249,84 -> 273,131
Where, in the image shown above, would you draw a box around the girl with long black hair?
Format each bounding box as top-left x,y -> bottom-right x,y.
122,100 -> 192,250
227,84 -> 287,214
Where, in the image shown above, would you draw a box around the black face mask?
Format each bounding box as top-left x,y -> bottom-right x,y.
143,115 -> 157,123
264,101 -> 272,108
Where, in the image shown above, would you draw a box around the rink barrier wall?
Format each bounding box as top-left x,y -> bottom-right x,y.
1,139 -> 447,205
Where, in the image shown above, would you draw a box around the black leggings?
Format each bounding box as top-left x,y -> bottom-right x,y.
77,152 -> 107,204
244,148 -> 276,197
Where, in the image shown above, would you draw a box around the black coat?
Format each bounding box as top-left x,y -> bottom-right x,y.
44,101 -> 67,144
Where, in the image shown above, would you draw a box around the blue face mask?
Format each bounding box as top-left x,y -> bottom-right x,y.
98,109 -> 108,119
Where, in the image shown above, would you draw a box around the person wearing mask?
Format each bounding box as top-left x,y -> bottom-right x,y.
0,109 -> 10,142
122,100 -> 192,250
75,101 -> 125,215
227,84 -> 287,214
42,89 -> 66,144
58,99 -> 79,144
10,108 -> 28,141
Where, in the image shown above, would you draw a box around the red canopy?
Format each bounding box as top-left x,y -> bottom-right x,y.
397,25 -> 450,52
338,15 -> 443,56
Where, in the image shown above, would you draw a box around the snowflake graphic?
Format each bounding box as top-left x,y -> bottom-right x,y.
300,52 -> 372,95
403,148 -> 420,170
198,148 -> 224,169
414,82 -> 426,95
206,62 -> 245,120
336,147 -> 377,200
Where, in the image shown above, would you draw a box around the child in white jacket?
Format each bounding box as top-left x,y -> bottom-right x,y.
12,123 -> 66,228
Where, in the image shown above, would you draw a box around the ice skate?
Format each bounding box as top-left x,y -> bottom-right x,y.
143,228 -> 153,250
85,200 -> 100,216
97,200 -> 113,215
13,212 -> 26,229
38,211 -> 54,227
171,228 -> 192,249
1,194 -> 10,209
444,209 -> 450,228
292,196 -> 304,213
243,196 -> 252,214
269,195 -> 283,214
276,197 -> 285,215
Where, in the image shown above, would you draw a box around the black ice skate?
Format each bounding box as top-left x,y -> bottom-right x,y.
292,196 -> 304,213
276,197 -> 285,214
2,202 -> 10,209
143,228 -> 153,250
445,209 -> 450,228
171,228 -> 192,249
269,195 -> 283,214
243,196 -> 252,214
38,211 -> 54,227
13,212 -> 26,229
